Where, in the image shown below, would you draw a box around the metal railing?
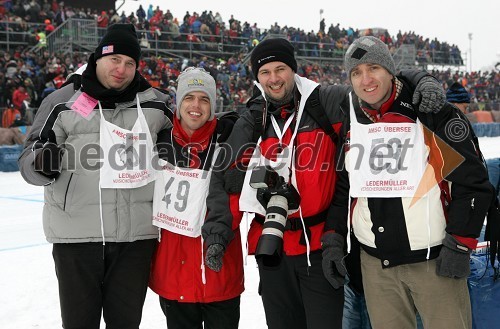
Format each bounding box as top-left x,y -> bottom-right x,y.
1,18 -> 468,69
96,26 -> 252,60
393,44 -> 417,70
30,18 -> 98,55
0,20 -> 43,51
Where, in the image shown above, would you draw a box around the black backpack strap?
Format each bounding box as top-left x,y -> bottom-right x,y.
251,106 -> 265,144
304,87 -> 338,146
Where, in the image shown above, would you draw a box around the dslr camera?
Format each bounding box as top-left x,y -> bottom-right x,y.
250,165 -> 300,266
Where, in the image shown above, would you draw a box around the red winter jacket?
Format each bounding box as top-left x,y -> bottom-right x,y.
149,117 -> 244,303
12,88 -> 29,110
202,77 -> 351,257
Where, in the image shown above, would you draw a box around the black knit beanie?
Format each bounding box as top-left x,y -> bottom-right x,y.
251,38 -> 297,81
446,82 -> 471,103
94,24 -> 141,66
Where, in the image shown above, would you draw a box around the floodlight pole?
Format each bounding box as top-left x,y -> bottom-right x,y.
468,33 -> 473,72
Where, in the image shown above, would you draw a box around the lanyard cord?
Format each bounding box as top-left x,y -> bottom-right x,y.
267,99 -> 300,186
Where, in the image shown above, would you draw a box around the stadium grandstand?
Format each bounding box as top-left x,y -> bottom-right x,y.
0,0 -> 499,129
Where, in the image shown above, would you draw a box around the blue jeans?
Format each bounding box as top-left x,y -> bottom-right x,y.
486,158 -> 500,198
343,281 -> 371,329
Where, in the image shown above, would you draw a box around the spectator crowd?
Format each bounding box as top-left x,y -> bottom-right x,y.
1,0 -> 499,127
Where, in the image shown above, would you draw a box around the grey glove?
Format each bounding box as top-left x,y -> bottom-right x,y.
205,243 -> 225,272
412,76 -> 446,113
436,233 -> 471,279
321,232 -> 347,289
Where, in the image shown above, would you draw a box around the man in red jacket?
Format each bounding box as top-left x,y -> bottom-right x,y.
149,67 -> 244,329
11,85 -> 29,111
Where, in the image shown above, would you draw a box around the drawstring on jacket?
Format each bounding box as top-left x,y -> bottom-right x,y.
298,206 -> 312,268
201,236 -> 206,285
98,101 -> 106,254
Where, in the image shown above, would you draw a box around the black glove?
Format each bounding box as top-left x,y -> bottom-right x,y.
321,232 -> 347,289
412,76 -> 446,113
34,130 -> 63,178
436,233 -> 471,279
223,167 -> 247,194
205,243 -> 225,272
215,112 -> 238,143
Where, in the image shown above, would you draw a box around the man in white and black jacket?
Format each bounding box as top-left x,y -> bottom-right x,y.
342,36 -> 494,329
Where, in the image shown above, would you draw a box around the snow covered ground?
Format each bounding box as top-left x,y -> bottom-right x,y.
1,137 -> 498,328
0,175 -> 265,328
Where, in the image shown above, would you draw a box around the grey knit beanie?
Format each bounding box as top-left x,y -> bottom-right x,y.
344,36 -> 396,79
176,67 -> 217,120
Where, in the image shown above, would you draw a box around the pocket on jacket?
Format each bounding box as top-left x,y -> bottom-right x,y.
63,173 -> 78,212
49,170 -> 72,207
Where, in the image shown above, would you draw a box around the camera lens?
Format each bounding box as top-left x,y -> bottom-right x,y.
255,195 -> 288,267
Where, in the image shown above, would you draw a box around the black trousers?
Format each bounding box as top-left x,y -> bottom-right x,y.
159,296 -> 240,329
52,239 -> 157,329
257,250 -> 344,329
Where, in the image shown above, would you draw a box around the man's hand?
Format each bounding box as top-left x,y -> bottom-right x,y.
436,233 -> 471,279
216,112 -> 238,143
412,76 -> 446,113
34,130 -> 63,178
224,167 -> 246,194
205,243 -> 225,272
321,232 -> 347,289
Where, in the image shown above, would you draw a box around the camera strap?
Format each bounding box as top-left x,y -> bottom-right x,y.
254,208 -> 328,231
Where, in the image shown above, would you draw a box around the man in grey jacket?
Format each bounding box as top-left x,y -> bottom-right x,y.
18,24 -> 172,329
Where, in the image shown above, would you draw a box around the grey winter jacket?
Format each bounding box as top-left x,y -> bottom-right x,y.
18,83 -> 172,243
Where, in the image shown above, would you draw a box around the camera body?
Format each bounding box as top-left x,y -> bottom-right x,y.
249,165 -> 301,267
249,165 -> 300,211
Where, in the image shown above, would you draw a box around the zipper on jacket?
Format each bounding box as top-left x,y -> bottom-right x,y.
63,173 -> 73,211
441,188 -> 450,209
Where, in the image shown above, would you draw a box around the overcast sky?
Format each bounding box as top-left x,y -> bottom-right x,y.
118,0 -> 500,72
